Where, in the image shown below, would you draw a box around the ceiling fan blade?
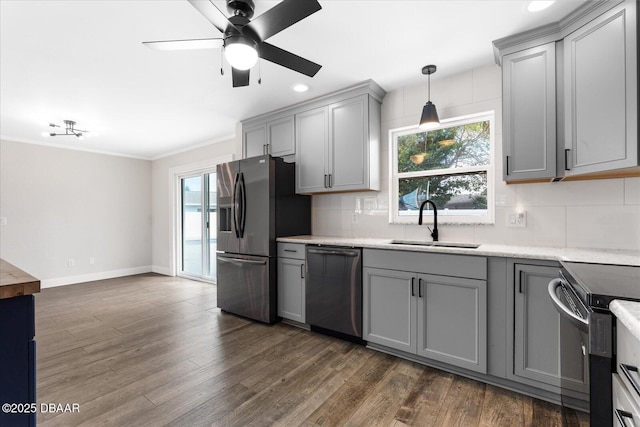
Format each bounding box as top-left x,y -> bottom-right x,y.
187,0 -> 237,34
142,38 -> 223,51
259,42 -> 321,77
248,0 -> 321,41
232,68 -> 250,87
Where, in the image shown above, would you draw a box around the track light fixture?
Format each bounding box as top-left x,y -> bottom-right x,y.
43,120 -> 89,139
419,65 -> 440,129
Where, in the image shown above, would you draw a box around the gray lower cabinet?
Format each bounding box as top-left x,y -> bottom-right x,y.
363,253 -> 487,374
508,263 -> 589,395
277,243 -> 305,323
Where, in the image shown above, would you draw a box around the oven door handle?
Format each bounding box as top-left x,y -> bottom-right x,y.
548,278 -> 589,333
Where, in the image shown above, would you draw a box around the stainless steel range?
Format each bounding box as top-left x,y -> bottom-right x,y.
549,261 -> 640,426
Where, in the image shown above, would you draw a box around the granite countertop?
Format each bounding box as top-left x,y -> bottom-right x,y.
277,235 -> 640,266
611,300 -> 640,342
0,259 -> 41,299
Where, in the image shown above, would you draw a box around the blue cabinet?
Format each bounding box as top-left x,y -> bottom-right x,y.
0,295 -> 36,427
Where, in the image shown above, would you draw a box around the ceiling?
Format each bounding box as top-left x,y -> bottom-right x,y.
0,0 -> 590,160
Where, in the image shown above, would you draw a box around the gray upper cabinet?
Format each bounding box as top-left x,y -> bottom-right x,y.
243,122 -> 267,158
363,249 -> 488,374
296,93 -> 381,194
494,0 -> 638,181
563,0 -> 638,175
502,43 -> 557,181
243,115 -> 295,159
508,263 -> 589,395
295,107 -> 329,193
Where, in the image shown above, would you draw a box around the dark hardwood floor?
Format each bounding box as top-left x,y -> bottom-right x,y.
34,274 -> 589,426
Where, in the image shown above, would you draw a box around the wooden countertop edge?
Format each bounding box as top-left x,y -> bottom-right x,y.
0,259 -> 41,299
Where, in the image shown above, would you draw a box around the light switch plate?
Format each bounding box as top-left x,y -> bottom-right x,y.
507,211 -> 527,228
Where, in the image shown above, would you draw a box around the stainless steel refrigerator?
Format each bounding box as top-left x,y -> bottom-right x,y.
216,155 -> 311,324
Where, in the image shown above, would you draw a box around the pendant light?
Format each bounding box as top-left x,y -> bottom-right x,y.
419,65 -> 440,129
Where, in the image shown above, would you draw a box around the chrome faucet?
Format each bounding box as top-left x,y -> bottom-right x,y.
418,199 -> 439,241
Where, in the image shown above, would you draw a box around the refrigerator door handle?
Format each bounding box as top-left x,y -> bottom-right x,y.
218,256 -> 267,266
232,173 -> 240,238
239,172 -> 247,238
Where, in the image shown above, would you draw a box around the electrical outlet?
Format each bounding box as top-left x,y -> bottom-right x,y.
507,211 -> 527,228
352,213 -> 359,224
68,258 -> 75,267
89,257 -> 95,265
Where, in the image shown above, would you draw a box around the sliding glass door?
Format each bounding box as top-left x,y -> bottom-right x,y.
180,172 -> 217,281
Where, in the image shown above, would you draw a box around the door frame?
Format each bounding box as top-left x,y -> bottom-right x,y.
168,155 -> 233,280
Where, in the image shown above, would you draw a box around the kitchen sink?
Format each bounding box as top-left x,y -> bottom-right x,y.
389,240 -> 480,249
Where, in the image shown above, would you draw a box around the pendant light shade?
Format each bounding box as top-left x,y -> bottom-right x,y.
419,65 -> 440,129
419,101 -> 440,129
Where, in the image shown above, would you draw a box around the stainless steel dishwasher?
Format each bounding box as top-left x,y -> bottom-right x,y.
305,245 -> 362,341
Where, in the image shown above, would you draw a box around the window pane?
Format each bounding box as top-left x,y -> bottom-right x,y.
182,176 -> 202,276
398,121 -> 490,173
398,172 -> 488,216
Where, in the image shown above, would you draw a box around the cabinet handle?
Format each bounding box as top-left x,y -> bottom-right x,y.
615,409 -> 634,427
506,155 -> 510,175
518,270 -> 524,293
324,174 -> 328,188
564,149 -> 571,171
283,249 -> 297,253
411,278 -> 415,296
266,143 -> 270,155
328,174 -> 333,188
621,364 -> 640,397
301,263 -> 305,279
418,278 -> 423,298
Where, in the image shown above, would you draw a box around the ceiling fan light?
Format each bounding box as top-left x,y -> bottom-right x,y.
224,37 -> 258,70
419,101 -> 440,129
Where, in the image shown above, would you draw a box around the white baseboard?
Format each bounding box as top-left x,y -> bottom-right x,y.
40,266 -> 153,288
151,265 -> 173,276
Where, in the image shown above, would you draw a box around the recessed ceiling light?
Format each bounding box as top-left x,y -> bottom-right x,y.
528,1 -> 554,12
292,83 -> 309,93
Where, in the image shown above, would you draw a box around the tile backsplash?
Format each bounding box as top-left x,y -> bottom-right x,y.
311,65 -> 640,251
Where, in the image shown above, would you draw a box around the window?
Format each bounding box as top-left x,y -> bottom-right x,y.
390,112 -> 494,224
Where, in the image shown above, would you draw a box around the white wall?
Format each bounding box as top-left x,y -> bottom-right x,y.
0,139 -> 152,286
150,139 -> 238,275
312,65 -> 640,251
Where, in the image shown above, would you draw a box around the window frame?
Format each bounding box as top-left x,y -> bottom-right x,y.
389,111 -> 496,225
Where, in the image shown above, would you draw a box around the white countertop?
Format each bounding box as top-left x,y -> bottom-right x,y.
611,300 -> 640,342
277,235 -> 640,266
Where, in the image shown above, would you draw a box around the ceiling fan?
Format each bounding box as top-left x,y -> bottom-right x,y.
143,0 -> 322,87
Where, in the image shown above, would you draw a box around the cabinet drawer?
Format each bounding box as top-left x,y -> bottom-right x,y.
363,249 -> 486,280
617,320 -> 640,405
277,243 -> 305,260
613,373 -> 640,426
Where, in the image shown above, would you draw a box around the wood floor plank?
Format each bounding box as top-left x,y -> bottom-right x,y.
394,365 -> 455,426
33,274 -> 583,427
433,375 -> 487,426
478,384 -> 526,426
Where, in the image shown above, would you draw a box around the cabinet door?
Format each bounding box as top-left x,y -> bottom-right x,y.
329,95 -> 369,191
363,268 -> 417,353
267,116 -> 295,157
512,264 -> 588,393
563,1 -> 638,175
416,274 -> 487,374
277,257 -> 305,323
502,43 -> 557,181
513,264 -> 560,387
295,107 -> 329,193
244,123 -> 267,158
